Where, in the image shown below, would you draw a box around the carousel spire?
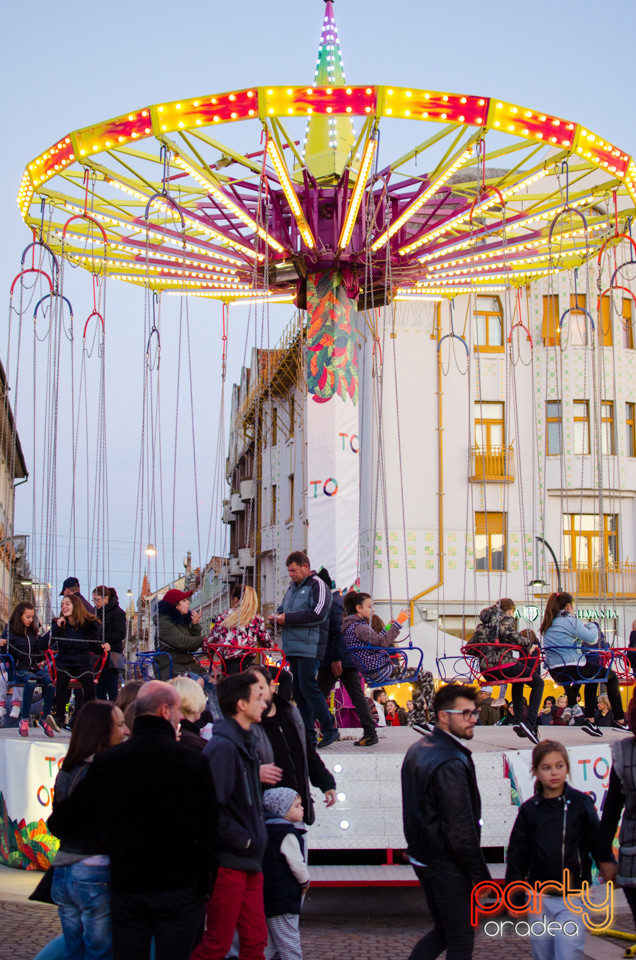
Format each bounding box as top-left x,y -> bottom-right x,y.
300,0 -> 356,182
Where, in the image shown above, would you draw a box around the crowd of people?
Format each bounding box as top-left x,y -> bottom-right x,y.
4,558 -> 636,959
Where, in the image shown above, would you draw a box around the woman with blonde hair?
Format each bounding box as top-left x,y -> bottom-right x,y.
208,585 -> 271,674
169,675 -> 208,750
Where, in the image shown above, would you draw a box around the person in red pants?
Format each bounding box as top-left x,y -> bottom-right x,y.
193,672 -> 269,960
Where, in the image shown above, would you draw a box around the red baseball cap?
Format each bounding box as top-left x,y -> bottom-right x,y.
162,589 -> 193,606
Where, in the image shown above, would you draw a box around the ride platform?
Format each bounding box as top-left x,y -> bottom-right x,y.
309,724 -> 627,887
0,723 -> 626,886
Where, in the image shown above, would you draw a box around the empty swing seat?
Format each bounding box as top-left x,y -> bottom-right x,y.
436,654 -> 476,683
606,648 -> 636,683
135,651 -> 173,681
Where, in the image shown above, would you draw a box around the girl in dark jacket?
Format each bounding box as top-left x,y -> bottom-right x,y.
93,586 -> 127,702
2,601 -> 55,738
51,594 -> 109,730
49,700 -> 129,960
506,739 -> 602,960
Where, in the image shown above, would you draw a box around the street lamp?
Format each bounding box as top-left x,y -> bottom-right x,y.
145,543 -> 156,557
534,536 -> 562,593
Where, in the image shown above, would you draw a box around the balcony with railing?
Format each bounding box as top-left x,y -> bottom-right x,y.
469,445 -> 515,483
549,563 -> 636,598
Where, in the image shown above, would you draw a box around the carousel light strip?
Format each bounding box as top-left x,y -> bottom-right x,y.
67,253 -> 244,283
53,230 -> 240,274
172,154 -> 286,253
171,291 -> 296,304
399,168 -> 550,255
419,194 -> 597,264
427,246 -> 591,278
266,138 -> 316,249
57,202 -> 246,266
338,135 -> 377,250
397,285 -> 507,295
423,266 -> 554,283
104,176 -> 262,260
107,274 -> 259,291
371,146 -> 474,252
418,209 -> 604,266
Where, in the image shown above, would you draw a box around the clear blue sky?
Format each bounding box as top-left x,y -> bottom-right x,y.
0,0 -> 634,599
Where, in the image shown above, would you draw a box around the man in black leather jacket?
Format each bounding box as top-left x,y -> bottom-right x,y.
401,683 -> 490,960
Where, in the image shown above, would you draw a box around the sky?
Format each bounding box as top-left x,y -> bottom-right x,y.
1,0 -> 635,601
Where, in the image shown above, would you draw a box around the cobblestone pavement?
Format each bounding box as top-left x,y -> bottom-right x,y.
2,901 -> 632,960
0,901 -> 60,960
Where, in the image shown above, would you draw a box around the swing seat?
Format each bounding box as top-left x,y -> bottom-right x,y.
347,645 -> 403,687
436,655 -> 475,683
598,648 -> 636,684
45,648 -> 108,687
460,642 -> 539,684
543,645 -> 613,684
202,640 -> 288,681
135,651 -> 173,681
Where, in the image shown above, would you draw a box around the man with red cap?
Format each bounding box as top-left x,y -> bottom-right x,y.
156,588 -> 204,679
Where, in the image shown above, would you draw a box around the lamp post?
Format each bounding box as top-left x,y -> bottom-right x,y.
534,536 -> 562,593
144,544 -> 157,649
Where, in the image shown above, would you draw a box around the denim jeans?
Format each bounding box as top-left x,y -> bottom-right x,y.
529,894 -> 584,960
15,668 -> 55,720
51,861 -> 113,960
286,655 -> 336,741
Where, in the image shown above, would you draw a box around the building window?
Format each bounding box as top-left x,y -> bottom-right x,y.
542,294 -> 559,346
563,514 -> 618,566
475,512 -> 506,571
599,295 -> 614,347
271,484 -> 277,526
474,401 -> 504,450
546,401 -> 562,455
600,401 -> 615,455
624,298 -> 634,350
474,296 -> 504,352
287,475 -> 294,523
288,397 -> 295,439
627,403 -> 636,457
271,408 -> 278,447
568,293 -> 589,346
573,400 -> 590,455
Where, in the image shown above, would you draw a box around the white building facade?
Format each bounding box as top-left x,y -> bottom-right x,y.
224,264 -> 636,654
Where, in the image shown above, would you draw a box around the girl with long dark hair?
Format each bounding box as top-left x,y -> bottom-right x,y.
51,594 -> 109,730
2,601 -> 55,737
50,700 -> 129,960
540,591 -> 627,737
92,586 -> 127,701
506,740 -> 602,960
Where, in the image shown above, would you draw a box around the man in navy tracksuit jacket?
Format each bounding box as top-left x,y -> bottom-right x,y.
269,551 -> 338,748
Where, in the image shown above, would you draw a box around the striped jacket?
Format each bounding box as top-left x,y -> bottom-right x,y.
278,571 -> 331,659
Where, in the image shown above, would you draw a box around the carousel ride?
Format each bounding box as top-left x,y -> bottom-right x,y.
7,0 -> 636,688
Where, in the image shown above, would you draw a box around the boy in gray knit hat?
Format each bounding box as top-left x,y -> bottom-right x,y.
262,787 -> 309,960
